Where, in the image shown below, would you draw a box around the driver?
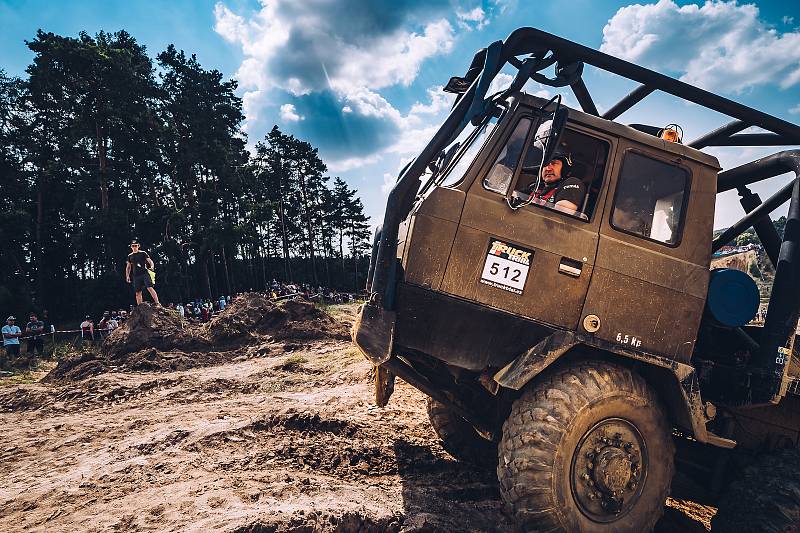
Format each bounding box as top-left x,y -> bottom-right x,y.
527,152 -> 585,211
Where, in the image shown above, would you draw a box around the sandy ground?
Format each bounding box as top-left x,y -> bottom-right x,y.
0,303 -> 715,532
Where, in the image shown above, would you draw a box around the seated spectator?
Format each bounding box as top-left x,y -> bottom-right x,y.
176,303 -> 184,318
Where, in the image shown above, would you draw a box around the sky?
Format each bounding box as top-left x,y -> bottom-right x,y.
1,0 -> 799,230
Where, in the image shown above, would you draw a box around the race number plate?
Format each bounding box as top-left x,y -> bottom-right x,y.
479,239 -> 533,295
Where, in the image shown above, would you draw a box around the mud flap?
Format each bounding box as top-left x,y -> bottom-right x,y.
351,301 -> 395,365
374,365 -> 396,407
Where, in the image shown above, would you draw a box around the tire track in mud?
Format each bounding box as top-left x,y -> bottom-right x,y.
0,376 -> 185,412
0,302 -> 712,532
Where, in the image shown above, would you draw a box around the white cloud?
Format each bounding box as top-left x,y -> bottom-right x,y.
328,154 -> 383,173
279,103 -> 303,122
389,123 -> 441,156
339,86 -> 403,122
601,0 -> 800,92
488,72 -> 514,95
456,7 -> 487,30
409,86 -> 455,115
213,0 -> 506,174
784,16 -> 795,25
332,20 -> 455,93
214,2 -> 456,120
381,172 -> 395,194
790,104 -> 800,114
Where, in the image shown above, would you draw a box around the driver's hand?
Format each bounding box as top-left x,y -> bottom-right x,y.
126,277 -> 131,284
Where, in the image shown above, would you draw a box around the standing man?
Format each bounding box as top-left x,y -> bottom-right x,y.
80,315 -> 95,343
25,313 -> 45,357
2,316 -> 22,370
125,239 -> 161,306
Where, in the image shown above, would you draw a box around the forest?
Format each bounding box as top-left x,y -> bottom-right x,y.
0,30 -> 373,321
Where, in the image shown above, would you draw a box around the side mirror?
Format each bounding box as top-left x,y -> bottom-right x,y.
534,106 -> 568,165
443,76 -> 471,94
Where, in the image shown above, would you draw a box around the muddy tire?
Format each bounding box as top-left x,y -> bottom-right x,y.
498,361 -> 674,532
426,398 -> 497,467
712,448 -> 800,533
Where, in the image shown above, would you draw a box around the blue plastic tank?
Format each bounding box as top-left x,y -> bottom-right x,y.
706,268 -> 760,327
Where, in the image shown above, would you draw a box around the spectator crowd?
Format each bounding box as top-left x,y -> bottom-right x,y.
2,280 -> 362,372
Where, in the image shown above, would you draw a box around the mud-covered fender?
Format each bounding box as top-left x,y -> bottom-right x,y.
493,330 -> 718,445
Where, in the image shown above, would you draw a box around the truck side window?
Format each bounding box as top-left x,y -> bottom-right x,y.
483,117 -> 532,194
611,152 -> 690,246
514,128 -> 610,219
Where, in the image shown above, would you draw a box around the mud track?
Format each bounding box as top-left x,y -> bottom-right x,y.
0,303 -> 713,532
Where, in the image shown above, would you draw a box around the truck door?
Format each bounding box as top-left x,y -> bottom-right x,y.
581,142 -> 715,362
440,113 -> 615,329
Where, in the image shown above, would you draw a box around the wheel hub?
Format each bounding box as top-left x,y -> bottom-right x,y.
570,418 -> 647,522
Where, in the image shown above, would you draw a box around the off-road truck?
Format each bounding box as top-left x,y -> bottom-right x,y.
353,27 -> 800,532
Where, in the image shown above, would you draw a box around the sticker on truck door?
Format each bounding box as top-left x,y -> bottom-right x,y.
479,239 -> 533,295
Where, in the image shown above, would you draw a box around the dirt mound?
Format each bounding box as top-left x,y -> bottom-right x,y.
205,294 -> 350,343
104,303 -> 207,358
45,303 -> 211,382
45,296 -> 350,382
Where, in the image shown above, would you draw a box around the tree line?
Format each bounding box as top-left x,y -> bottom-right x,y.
0,30 -> 372,321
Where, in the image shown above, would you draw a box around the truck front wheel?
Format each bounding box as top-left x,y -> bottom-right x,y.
426,398 -> 497,468
498,361 -> 674,532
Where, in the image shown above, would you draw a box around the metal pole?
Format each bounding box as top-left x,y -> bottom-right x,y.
757,178 -> 800,375
688,120 -> 748,149
737,187 -> 782,267
602,84 -> 654,120
712,181 -> 793,253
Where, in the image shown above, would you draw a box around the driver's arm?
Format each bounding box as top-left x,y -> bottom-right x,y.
553,178 -> 586,213
555,199 -> 579,211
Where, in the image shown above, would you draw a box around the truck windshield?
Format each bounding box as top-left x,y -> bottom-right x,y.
435,114 -> 500,188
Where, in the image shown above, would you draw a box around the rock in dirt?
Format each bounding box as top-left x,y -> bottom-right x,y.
45,295 -> 350,382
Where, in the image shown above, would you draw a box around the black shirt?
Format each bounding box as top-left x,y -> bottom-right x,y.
26,320 -> 44,336
127,251 -> 150,277
534,176 -> 586,209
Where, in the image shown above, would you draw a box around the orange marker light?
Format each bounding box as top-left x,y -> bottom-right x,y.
661,129 -> 679,142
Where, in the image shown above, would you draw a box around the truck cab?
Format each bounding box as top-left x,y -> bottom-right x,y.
396,94 -> 719,374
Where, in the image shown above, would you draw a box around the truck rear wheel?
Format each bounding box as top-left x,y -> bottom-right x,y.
498,361 -> 674,532
712,448 -> 800,532
426,398 -> 496,467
